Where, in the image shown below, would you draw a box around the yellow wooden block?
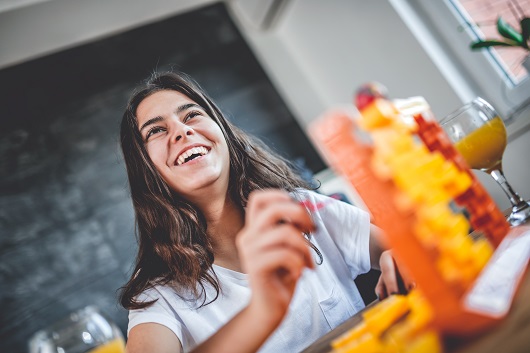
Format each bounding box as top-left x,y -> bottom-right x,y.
331,322 -> 369,349
417,189 -> 451,206
408,291 -> 434,324
471,238 -> 493,271
440,166 -> 472,197
334,333 -> 384,353
436,256 -> 462,284
372,129 -> 415,157
407,151 -> 446,175
359,99 -> 400,130
362,295 -> 408,319
416,204 -> 468,238
382,291 -> 435,351
363,295 -> 410,335
403,330 -> 442,353
387,145 -> 432,172
384,321 -> 418,350
444,214 -> 470,238
371,154 -> 394,181
413,222 -> 439,248
440,235 -> 474,264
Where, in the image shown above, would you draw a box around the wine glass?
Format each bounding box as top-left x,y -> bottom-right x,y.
440,97 -> 530,226
28,306 -> 125,353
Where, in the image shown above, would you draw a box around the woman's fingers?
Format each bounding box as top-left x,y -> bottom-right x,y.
378,250 -> 398,295
246,190 -> 314,233
239,224 -> 314,271
253,201 -> 314,234
246,189 -> 292,220
253,247 -> 307,282
375,275 -> 388,300
247,247 -> 307,314
263,225 -> 315,270
376,250 -> 414,299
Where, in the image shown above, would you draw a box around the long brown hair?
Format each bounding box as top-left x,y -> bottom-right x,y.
119,71 -> 319,310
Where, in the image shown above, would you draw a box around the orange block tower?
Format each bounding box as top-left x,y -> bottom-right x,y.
308,98 -> 510,336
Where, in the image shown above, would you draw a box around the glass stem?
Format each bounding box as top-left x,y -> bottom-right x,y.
489,168 -> 527,209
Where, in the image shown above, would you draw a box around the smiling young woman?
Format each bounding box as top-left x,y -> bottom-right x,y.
119,71 -> 404,353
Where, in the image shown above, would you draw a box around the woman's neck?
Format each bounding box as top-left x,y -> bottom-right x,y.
202,194 -> 245,272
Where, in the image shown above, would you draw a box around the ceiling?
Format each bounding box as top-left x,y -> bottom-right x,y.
0,0 -> 290,70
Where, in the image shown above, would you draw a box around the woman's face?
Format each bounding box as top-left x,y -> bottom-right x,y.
136,90 -> 230,203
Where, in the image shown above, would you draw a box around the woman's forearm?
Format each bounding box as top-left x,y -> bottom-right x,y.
190,302 -> 283,353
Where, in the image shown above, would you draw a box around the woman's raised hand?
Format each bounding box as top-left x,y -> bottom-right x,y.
236,189 -> 315,326
375,250 -> 414,299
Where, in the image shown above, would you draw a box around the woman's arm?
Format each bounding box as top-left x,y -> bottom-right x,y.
126,299 -> 293,353
125,303 -> 284,353
369,224 -> 413,299
190,301 -> 285,353
126,323 -> 182,353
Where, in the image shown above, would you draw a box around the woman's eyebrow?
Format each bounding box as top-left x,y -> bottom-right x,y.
176,103 -> 202,114
139,116 -> 163,133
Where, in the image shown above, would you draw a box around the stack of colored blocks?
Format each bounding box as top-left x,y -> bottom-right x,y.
308,96 -> 511,351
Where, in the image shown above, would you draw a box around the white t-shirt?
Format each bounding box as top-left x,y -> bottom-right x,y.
128,190 -> 371,352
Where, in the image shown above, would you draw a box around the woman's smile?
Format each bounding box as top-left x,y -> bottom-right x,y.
174,145 -> 211,166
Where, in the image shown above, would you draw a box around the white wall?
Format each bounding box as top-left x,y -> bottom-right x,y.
229,0 -> 529,211
0,0 -> 217,69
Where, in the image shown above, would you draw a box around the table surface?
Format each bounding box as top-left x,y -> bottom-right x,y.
301,226 -> 530,353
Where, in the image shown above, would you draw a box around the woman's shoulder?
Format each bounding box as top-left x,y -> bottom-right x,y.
132,283 -> 201,313
134,284 -> 172,303
136,282 -> 192,301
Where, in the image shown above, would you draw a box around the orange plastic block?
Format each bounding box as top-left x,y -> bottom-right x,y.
358,99 -> 400,130
309,108 -> 503,335
332,322 -> 370,350
308,111 -> 399,226
384,323 -> 440,353
334,334 -> 384,353
363,295 -> 410,335
402,331 -> 442,353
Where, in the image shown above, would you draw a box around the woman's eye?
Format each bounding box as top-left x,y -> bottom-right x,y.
185,110 -> 203,122
145,126 -> 166,140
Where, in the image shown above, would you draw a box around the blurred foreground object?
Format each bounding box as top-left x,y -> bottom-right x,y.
28,306 -> 125,353
308,85 -> 529,352
354,82 -> 389,111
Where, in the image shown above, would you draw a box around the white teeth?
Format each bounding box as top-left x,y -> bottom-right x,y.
176,146 -> 209,166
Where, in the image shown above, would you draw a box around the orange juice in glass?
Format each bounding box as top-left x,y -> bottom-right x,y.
88,338 -> 125,353
29,306 -> 125,353
441,97 -> 530,226
453,115 -> 507,172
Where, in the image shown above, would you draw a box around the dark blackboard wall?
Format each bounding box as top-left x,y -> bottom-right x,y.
0,3 -> 324,352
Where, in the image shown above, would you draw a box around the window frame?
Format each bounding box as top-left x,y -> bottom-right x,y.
389,0 -> 530,134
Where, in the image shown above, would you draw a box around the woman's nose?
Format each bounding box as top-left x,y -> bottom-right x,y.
172,123 -> 193,142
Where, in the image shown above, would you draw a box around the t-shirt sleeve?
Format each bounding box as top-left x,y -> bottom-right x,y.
127,288 -> 184,344
302,190 -> 372,277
